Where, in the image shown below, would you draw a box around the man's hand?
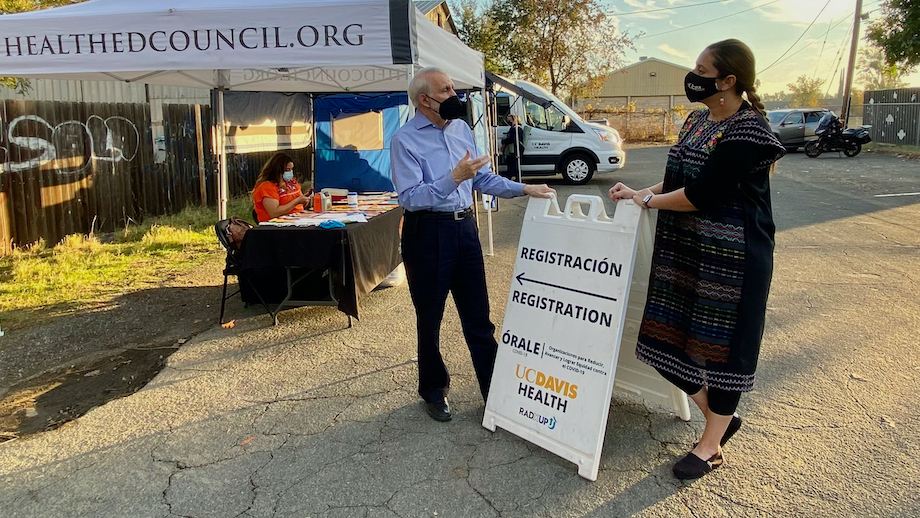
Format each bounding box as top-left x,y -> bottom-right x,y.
608,182 -> 637,201
523,184 -> 556,198
451,150 -> 491,184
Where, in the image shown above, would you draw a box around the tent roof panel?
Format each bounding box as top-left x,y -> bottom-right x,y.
0,0 -> 483,91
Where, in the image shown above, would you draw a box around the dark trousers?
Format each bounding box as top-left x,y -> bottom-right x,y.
503,155 -> 520,181
655,367 -> 742,416
401,213 -> 498,404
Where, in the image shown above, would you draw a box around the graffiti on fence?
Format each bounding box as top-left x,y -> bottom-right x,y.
0,114 -> 140,174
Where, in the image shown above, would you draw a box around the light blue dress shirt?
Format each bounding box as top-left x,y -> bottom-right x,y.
391,112 -> 525,212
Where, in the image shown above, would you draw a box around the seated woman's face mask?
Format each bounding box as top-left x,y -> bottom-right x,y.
283,170 -> 294,182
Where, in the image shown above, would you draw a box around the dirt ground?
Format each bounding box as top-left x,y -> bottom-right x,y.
0,254 -> 228,443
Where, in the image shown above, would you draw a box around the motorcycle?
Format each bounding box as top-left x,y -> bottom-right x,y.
805,113 -> 872,158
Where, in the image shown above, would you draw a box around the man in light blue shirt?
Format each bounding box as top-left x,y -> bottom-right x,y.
391,67 -> 555,422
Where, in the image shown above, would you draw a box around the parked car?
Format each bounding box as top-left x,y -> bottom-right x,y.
766,108 -> 829,150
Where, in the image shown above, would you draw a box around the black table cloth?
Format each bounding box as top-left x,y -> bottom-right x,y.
237,207 -> 403,319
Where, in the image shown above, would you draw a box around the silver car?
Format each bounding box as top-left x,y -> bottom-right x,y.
766,108 -> 830,150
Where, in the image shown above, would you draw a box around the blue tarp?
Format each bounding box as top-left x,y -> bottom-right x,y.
313,93 -> 409,192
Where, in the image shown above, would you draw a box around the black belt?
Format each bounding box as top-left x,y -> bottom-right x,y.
408,208 -> 473,221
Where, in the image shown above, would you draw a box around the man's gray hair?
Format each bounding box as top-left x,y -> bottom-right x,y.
408,67 -> 447,107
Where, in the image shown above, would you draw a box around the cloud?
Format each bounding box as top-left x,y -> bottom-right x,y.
746,0 -> 854,26
657,44 -> 689,59
614,0 -> 689,20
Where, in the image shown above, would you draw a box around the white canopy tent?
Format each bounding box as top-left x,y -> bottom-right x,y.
0,0 -> 485,217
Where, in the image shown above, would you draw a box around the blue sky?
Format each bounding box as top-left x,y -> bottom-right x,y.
607,0 -> 919,95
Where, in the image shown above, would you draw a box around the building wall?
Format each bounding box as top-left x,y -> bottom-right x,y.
600,59 -> 689,97
423,3 -> 457,35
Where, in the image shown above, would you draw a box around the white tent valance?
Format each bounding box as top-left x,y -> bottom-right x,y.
0,0 -> 484,91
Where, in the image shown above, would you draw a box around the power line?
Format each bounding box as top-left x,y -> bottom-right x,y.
765,12 -> 854,76
610,0 -> 729,16
636,0 -> 783,40
824,29 -> 851,99
812,14 -> 834,77
758,0 -> 832,74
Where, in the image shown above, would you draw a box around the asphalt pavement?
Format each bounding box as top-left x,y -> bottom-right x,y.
1,146 -> 918,517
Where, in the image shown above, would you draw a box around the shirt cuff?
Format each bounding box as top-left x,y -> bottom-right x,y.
434,171 -> 461,197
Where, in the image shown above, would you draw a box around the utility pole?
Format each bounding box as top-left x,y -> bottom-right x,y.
840,0 -> 863,128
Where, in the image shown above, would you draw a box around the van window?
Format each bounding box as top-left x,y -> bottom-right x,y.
805,111 -> 823,123
523,98 -> 568,132
496,95 -> 511,123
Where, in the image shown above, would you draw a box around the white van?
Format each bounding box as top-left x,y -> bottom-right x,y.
489,74 -> 626,184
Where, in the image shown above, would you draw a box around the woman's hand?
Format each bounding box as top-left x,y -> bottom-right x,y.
608,182 -> 637,201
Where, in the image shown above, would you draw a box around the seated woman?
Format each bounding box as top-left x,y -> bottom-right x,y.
252,153 -> 312,223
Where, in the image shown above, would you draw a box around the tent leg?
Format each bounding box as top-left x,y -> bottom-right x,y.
480,86 -> 495,257
217,78 -> 229,220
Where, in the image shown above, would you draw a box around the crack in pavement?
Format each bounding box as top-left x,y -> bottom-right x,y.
711,488 -> 773,515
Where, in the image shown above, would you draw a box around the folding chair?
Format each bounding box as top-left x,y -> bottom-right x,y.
215,219 -> 271,325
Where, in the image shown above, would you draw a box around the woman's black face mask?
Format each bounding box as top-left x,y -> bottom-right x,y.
429,94 -> 467,120
684,71 -> 721,103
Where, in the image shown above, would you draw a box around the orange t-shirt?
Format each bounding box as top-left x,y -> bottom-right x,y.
252,179 -> 304,222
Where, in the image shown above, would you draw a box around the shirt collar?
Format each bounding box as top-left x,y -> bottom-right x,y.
412,110 -> 451,131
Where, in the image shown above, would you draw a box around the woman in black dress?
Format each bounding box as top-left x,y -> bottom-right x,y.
609,39 -> 785,479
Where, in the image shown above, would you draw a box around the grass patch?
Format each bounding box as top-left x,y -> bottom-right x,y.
0,197 -> 254,331
865,143 -> 920,159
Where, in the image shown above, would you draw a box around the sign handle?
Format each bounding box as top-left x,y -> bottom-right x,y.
563,195 -> 612,222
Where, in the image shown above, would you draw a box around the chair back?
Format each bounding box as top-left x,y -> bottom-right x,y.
215,219 -> 234,251
215,218 -> 245,272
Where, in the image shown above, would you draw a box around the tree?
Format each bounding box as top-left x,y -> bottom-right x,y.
0,0 -> 79,15
857,45 -> 911,91
483,0 -> 636,99
452,0 -> 512,75
786,76 -> 825,108
866,0 -> 920,70
761,91 -> 791,103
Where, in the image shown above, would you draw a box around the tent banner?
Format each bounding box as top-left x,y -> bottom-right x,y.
0,1 -> 394,75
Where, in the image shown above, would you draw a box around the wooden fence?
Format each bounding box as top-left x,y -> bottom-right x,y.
0,100 -> 217,254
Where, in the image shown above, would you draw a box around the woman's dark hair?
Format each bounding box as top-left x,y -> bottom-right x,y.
255,152 -> 294,185
706,39 -> 767,116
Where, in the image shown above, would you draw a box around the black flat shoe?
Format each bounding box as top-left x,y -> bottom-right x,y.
425,400 -> 451,422
673,451 -> 723,480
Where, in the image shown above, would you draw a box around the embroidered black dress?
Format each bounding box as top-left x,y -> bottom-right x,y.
636,102 -> 785,392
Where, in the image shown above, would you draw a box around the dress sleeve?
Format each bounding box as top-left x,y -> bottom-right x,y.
252,182 -> 279,203
683,112 -> 785,211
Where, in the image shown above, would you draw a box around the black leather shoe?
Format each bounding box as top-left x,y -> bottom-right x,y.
425,400 -> 452,422
673,451 -> 723,480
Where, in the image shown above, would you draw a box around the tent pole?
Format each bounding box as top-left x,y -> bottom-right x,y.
217,71 -> 229,220
482,86 -> 494,257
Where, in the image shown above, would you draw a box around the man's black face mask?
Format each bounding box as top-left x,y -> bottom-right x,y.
430,94 -> 467,120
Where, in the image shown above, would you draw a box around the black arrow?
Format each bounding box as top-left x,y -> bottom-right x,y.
515,272 -> 618,302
